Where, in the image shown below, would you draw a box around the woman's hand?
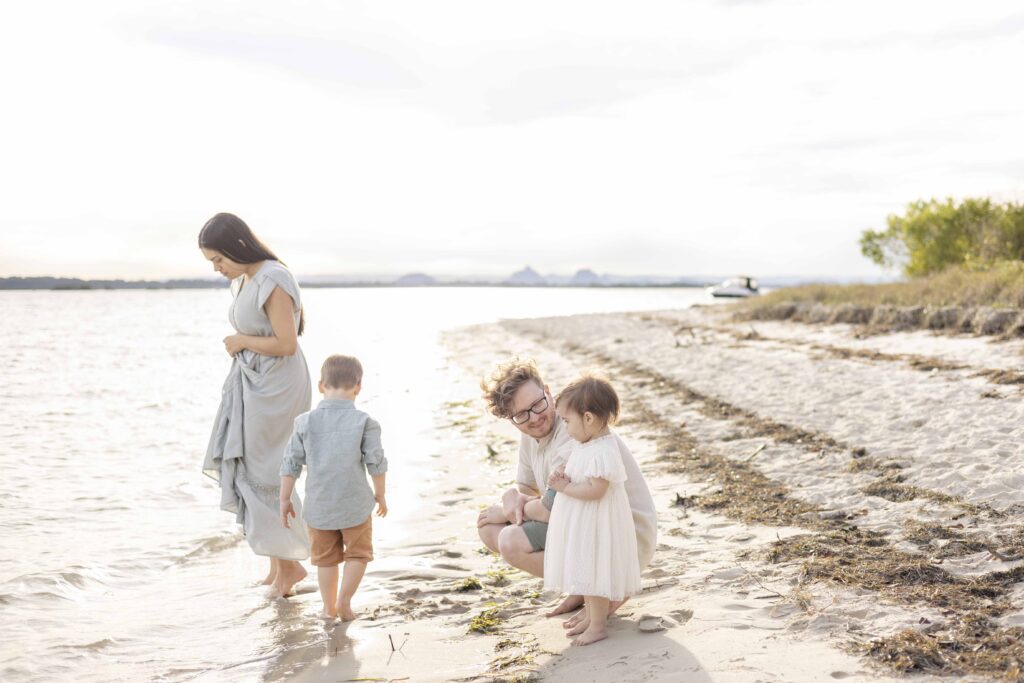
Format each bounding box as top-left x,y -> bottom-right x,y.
223,334 -> 246,357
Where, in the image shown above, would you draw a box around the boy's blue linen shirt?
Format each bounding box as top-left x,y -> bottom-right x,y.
280,398 -> 387,530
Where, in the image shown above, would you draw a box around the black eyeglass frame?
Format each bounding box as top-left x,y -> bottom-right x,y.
509,394 -> 549,425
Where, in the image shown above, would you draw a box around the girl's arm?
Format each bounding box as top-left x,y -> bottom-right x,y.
224,287 -> 299,357
548,470 -> 609,501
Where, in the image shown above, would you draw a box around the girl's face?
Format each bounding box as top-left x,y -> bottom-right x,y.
559,407 -> 600,443
201,248 -> 245,280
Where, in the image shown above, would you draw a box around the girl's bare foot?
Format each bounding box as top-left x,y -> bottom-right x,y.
336,601 -> 357,621
546,594 -> 584,618
566,614 -> 590,637
563,608 -> 587,629
572,624 -> 608,646
271,561 -> 307,598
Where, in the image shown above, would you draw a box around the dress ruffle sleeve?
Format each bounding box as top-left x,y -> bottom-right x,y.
579,438 -> 628,484
255,264 -> 302,311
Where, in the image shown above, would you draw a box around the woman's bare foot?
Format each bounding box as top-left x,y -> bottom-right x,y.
260,558 -> 279,586
336,600 -> 357,621
270,560 -> 307,598
572,624 -> 608,646
319,609 -> 338,620
546,594 -> 584,618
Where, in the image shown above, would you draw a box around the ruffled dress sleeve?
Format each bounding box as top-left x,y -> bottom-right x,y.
255,262 -> 302,311
579,437 -> 628,484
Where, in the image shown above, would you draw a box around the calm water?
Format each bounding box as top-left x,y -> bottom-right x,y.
0,287 -> 713,682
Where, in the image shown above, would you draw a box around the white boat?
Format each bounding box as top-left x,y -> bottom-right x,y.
708,276 -> 760,298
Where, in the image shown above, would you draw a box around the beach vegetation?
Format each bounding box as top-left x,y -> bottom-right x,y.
468,604 -> 507,633
860,197 -> 1024,276
453,577 -> 483,592
746,261 -> 1024,310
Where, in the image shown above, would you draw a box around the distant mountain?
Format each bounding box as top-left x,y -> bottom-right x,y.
393,272 -> 436,286
569,269 -> 605,286
504,266 -> 547,286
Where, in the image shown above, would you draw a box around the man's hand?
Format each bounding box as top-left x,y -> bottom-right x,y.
280,499 -> 296,528
375,495 -> 388,517
547,467 -> 571,492
502,488 -> 533,525
477,503 -> 508,528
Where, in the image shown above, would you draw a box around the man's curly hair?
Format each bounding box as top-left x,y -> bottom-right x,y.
481,358 -> 545,419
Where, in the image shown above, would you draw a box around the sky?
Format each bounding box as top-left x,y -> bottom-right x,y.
1,0 -> 1022,280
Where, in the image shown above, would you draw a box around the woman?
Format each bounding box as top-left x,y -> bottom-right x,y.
200,212 -> 311,598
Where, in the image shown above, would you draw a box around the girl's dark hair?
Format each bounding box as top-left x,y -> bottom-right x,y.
555,375 -> 620,425
199,212 -> 305,335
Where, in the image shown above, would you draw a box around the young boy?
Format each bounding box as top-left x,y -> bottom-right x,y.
279,354 -> 388,620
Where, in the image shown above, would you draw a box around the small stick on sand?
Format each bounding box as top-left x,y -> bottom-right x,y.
743,444 -> 767,462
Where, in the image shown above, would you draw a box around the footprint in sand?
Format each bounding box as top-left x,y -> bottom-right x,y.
638,610 -> 694,633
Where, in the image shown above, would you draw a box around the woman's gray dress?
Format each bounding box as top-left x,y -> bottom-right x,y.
203,260 -> 312,560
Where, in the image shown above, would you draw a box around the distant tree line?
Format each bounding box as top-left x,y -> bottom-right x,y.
861,197 -> 1024,276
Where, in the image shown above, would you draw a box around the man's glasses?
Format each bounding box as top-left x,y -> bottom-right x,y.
510,395 -> 548,425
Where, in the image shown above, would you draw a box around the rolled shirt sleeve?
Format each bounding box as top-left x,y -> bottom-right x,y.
279,416 -> 308,478
360,416 -> 388,476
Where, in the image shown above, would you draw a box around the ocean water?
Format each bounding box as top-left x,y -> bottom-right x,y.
0,286 -> 713,682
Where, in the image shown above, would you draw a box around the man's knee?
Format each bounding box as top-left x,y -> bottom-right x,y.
479,524 -> 502,552
497,525 -> 530,559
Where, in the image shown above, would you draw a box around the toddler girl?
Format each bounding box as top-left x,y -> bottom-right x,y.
544,375 -> 641,646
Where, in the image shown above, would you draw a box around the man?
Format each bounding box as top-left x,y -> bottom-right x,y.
477,358 -> 657,624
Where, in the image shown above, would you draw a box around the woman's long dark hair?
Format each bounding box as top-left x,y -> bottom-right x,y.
199,212 -> 305,335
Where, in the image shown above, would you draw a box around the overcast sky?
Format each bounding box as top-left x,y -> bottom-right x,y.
2,1 -> 1022,280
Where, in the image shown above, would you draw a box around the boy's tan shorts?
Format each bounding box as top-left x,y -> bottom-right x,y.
308,516 -> 374,566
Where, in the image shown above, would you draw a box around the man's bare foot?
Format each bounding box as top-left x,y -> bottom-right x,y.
270,561 -> 307,598
566,614 -> 590,637
546,594 -> 584,618
572,625 -> 608,646
336,601 -> 357,621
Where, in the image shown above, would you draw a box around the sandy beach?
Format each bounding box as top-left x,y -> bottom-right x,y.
251,303 -> 1022,682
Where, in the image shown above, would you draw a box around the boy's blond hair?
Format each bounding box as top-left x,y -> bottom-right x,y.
481,358 -> 545,418
321,354 -> 362,390
554,375 -> 620,425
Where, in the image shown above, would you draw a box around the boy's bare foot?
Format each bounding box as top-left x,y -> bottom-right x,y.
336,601 -> 357,621
571,624 -> 608,647
546,594 -> 584,617
270,561 -> 307,598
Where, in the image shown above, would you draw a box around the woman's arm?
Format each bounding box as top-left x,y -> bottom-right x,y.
223,287 -> 299,357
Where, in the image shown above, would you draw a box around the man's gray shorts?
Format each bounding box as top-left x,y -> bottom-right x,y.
521,488 -> 557,552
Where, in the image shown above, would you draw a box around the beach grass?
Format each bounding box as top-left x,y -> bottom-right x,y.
744,262 -> 1024,310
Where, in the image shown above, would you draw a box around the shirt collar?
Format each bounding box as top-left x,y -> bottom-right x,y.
318,398 -> 355,409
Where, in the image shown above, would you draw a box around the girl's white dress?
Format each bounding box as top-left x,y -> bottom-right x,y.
543,432 -> 641,601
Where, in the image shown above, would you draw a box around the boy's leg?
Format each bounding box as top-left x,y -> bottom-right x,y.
308,527 -> 344,614
318,565 -> 340,618
336,560 -> 367,621
572,596 -> 609,647
336,516 -> 374,621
